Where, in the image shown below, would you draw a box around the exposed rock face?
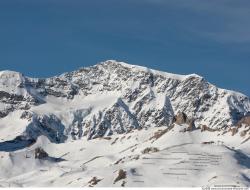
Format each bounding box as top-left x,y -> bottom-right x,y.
201,125 -> 217,132
230,127 -> 238,136
187,119 -> 196,131
173,111 -> 196,131
114,169 -> 127,184
236,115 -> 250,127
240,130 -> 248,137
141,147 -> 159,154
23,113 -> 67,143
174,112 -> 188,125
149,128 -> 172,141
234,115 -> 250,138
88,177 -> 102,186
0,60 -> 250,142
20,111 -> 33,121
87,98 -> 141,139
34,147 -> 48,159
0,71 -> 44,119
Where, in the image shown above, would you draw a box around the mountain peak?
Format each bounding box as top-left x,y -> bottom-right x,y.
0,70 -> 24,78
0,70 -> 26,94
94,60 -> 190,81
0,60 -> 250,143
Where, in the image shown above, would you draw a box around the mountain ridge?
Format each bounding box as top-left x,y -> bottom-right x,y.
0,60 -> 248,97
0,60 -> 250,143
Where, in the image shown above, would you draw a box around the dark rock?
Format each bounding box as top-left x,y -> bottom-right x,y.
236,116 -> 250,127
0,91 -> 11,99
20,111 -> 33,120
114,169 -> 127,184
174,112 -> 188,125
34,147 -> 48,159
187,119 -> 196,131
0,111 -> 8,118
240,130 -> 247,137
141,147 -> 159,154
202,141 -> 215,144
201,125 -> 217,132
88,177 -> 102,186
229,127 -> 238,136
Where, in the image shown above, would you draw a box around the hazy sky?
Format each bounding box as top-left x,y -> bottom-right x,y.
0,0 -> 249,96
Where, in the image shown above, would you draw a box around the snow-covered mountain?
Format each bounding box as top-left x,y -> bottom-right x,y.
0,60 -> 249,143
0,60 -> 250,187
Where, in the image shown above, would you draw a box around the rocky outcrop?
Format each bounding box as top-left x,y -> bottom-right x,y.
236,115 -> 250,127
20,111 -> 33,121
230,115 -> 250,137
34,147 -> 48,159
173,111 -> 196,131
88,177 -> 102,187
201,125 -> 217,132
174,112 -> 188,125
24,114 -> 67,143
86,99 -> 141,139
229,127 -> 238,136
187,119 -> 196,131
141,147 -> 159,154
114,169 -> 127,184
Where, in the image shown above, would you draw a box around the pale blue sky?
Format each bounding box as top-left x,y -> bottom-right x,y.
0,0 -> 249,96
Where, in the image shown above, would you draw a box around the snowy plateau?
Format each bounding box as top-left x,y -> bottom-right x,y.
0,60 -> 249,187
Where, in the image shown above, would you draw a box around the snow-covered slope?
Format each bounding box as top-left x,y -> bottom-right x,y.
0,126 -> 249,187
0,60 -> 250,187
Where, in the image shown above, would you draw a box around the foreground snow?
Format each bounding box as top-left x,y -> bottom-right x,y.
0,125 -> 249,187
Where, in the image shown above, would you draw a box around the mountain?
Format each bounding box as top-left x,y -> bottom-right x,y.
0,60 -> 249,143
0,60 -> 250,187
